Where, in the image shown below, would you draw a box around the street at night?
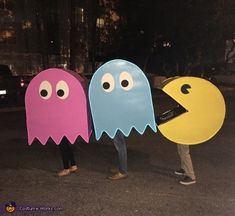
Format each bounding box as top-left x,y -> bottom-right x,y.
1,0 -> 235,215
0,87 -> 234,216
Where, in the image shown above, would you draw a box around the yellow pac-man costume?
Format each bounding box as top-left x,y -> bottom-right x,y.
158,77 -> 226,145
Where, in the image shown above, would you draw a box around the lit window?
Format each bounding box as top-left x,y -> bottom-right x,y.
22,20 -> 32,30
0,30 -> 14,39
110,10 -> 120,22
96,18 -> 105,28
75,7 -> 84,23
163,41 -> 171,47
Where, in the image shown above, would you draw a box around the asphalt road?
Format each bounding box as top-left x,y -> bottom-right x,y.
0,87 -> 234,216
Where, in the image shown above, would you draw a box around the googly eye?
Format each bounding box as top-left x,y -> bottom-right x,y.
39,81 -> 52,100
56,80 -> 69,99
119,71 -> 134,91
181,84 -> 191,94
101,73 -> 115,92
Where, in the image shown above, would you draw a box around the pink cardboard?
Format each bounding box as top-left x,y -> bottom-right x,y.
25,68 -> 92,145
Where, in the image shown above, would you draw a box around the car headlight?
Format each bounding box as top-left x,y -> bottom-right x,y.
0,90 -> 7,95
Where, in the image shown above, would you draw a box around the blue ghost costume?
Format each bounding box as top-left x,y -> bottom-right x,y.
89,59 -> 157,178
89,59 -> 157,140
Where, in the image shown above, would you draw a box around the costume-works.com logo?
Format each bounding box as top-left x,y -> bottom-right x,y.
5,201 -> 16,213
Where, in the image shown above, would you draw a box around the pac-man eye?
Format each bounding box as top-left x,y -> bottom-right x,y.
56,80 -> 69,99
119,71 -> 134,91
39,81 -> 52,100
101,73 -> 115,92
181,84 -> 191,94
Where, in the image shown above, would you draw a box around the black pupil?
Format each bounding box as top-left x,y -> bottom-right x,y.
121,80 -> 129,87
103,82 -> 110,90
57,89 -> 65,97
40,89 -> 48,97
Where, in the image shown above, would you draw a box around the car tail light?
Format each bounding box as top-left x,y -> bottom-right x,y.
20,79 -> 25,87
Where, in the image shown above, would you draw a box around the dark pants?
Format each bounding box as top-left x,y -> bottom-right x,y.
59,137 -> 76,169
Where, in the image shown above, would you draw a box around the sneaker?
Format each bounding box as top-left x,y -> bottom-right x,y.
180,176 -> 196,185
69,165 -> 78,173
174,169 -> 185,176
109,167 -> 119,174
57,169 -> 70,177
107,172 -> 128,180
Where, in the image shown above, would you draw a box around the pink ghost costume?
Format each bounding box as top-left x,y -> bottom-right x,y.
25,68 -> 92,145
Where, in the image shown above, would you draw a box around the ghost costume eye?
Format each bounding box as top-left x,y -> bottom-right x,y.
101,73 -> 115,92
56,80 -> 69,99
39,81 -> 52,100
119,71 -> 134,91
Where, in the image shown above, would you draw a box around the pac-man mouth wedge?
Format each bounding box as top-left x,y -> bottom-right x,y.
156,76 -> 226,145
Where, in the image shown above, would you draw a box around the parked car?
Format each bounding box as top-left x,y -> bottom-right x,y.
189,62 -> 226,84
0,64 -> 28,105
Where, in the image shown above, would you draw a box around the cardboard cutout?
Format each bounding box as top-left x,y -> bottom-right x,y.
89,59 -> 157,140
25,68 -> 92,145
157,76 -> 226,145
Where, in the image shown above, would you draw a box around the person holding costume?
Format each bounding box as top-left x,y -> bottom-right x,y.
89,59 -> 157,180
25,68 -> 92,176
157,76 -> 226,185
57,137 -> 78,176
108,131 -> 128,180
175,144 -> 196,185
156,105 -> 196,185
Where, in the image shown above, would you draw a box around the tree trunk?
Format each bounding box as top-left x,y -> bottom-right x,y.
86,0 -> 99,72
35,0 -> 49,70
69,0 -> 76,71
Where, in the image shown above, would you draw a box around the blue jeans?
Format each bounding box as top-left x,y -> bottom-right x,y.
113,131 -> 128,174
